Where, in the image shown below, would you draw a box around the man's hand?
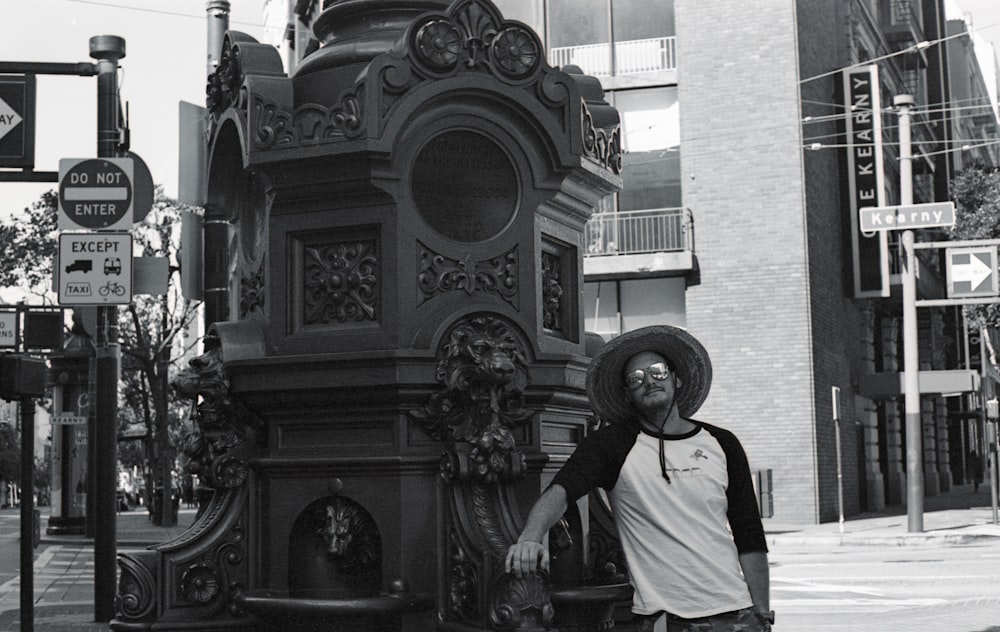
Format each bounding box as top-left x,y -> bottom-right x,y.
504,539 -> 549,577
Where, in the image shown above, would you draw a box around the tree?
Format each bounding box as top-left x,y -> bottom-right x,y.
0,191 -> 58,303
0,188 -> 203,525
949,166 -> 1000,363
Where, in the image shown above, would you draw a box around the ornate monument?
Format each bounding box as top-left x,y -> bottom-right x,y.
112,1 -> 624,630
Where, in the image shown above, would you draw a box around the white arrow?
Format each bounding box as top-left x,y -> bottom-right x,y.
952,253 -> 993,288
0,95 -> 23,143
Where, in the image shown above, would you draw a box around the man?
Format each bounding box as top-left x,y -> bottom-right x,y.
505,325 -> 772,631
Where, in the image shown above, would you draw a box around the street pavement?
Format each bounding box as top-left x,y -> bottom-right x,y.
0,486 -> 996,631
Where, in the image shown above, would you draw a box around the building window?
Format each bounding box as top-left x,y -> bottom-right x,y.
547,0 -> 675,76
615,87 -> 681,210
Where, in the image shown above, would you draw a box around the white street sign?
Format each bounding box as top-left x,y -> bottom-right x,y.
51,415 -> 87,426
947,246 -> 998,298
0,311 -> 15,348
57,232 -> 133,305
0,95 -> 23,143
859,201 -> 955,232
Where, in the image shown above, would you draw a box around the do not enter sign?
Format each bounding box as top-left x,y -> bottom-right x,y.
58,157 -> 134,231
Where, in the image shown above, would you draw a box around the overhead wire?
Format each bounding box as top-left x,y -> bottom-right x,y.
62,0 -> 268,29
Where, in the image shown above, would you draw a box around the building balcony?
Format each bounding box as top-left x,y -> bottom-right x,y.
880,0 -> 927,67
583,207 -> 694,279
548,36 -> 677,77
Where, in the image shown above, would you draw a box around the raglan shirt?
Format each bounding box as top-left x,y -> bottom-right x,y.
551,420 -> 767,618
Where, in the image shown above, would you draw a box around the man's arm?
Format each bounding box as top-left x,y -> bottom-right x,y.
504,484 -> 569,577
739,551 -> 770,619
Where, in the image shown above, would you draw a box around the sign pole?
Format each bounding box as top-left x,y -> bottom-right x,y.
896,94 -> 924,533
90,34 -> 124,623
832,386 -> 845,533
19,396 -> 35,632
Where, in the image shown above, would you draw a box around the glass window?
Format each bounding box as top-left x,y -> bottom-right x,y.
492,0 -> 545,41
549,0 -> 609,48
615,87 -> 681,210
613,0 -> 675,42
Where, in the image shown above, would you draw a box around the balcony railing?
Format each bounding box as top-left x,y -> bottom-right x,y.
549,36 -> 677,77
584,208 -> 692,257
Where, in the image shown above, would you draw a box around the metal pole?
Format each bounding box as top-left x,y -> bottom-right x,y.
90,34 -> 125,622
206,1 -> 231,78
19,397 -> 34,632
896,94 -> 924,533
833,386 -> 844,532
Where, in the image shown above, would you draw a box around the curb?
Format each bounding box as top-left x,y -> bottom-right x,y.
768,531 -> 1000,547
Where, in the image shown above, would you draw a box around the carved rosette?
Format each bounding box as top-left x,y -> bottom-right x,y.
408,0 -> 543,82
181,564 -> 221,603
418,243 -> 518,308
174,519 -> 249,616
303,240 -> 378,325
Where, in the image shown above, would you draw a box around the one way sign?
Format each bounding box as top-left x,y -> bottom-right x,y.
947,246 -> 998,298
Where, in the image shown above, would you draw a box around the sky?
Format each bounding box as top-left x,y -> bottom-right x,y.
0,0 -> 275,220
1,0 -> 1000,223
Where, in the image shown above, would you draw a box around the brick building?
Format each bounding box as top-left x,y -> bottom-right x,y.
257,0 -> 999,524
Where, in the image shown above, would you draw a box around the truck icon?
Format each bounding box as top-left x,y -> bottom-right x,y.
104,257 -> 122,275
65,259 -> 93,274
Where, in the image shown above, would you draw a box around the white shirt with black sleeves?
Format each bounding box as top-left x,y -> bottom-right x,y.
551,419 -> 767,619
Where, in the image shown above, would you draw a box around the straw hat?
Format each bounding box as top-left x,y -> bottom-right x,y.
585,325 -> 712,423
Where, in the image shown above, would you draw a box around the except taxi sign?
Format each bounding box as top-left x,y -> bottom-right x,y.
57,232 -> 133,305
859,201 -> 955,232
58,158 -> 134,231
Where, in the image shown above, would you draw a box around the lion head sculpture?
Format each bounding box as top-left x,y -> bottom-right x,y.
409,314 -> 533,482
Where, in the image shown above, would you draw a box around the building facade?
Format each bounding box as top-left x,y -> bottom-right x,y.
259,0 -> 999,523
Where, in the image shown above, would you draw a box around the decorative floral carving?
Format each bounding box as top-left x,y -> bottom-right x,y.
115,554 -> 156,621
303,240 -> 378,325
489,572 -> 554,631
448,536 -> 479,621
181,564 -> 221,603
409,314 -> 532,483
172,331 -> 257,492
418,243 -> 518,308
409,0 -> 543,81
582,102 -> 623,175
541,252 -> 563,333
251,90 -> 365,150
239,263 -> 265,319
416,20 -> 462,70
207,38 -> 243,117
492,27 -> 541,78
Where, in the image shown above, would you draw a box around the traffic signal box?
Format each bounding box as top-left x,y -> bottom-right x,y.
0,353 -> 47,401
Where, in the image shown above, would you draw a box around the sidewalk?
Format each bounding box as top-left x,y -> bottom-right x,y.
0,504 -> 198,631
1,487 -> 998,631
765,483 -> 1000,546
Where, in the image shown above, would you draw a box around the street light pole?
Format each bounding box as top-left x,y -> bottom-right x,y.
896,94 -> 924,533
90,34 -> 125,622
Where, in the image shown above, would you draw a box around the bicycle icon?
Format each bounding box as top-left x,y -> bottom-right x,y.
98,281 -> 126,297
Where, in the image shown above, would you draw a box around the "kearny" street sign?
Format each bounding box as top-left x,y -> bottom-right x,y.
859,201 -> 955,232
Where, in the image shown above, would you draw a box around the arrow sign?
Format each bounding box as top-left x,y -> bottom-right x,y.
947,246 -> 998,298
0,75 -> 34,168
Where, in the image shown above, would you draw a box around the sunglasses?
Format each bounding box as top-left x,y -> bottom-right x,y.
624,362 -> 672,390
